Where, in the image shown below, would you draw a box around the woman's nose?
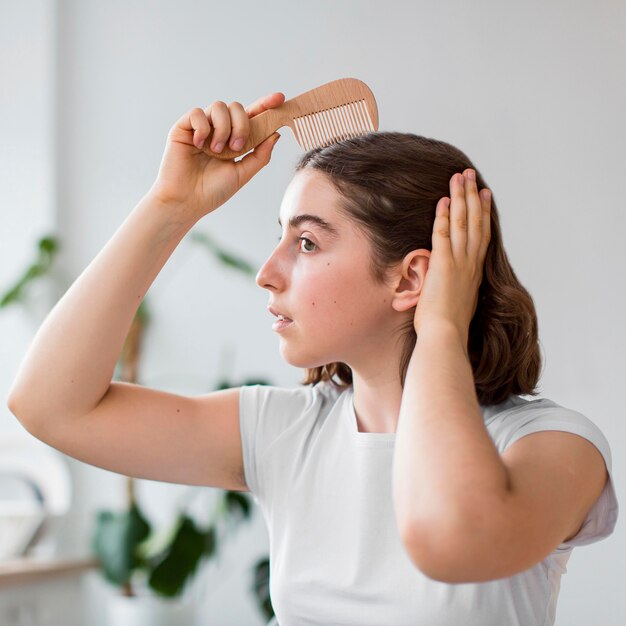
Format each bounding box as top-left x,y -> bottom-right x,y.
256,248 -> 284,291
255,261 -> 270,290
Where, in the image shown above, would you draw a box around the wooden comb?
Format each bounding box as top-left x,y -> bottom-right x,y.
204,77 -> 379,160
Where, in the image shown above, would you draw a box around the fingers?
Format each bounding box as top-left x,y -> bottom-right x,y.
479,187 -> 492,258
174,93 -> 284,157
203,100 -> 250,153
449,173 -> 468,254
462,169 -> 486,257
173,108 -> 211,149
445,169 -> 491,258
200,93 -> 284,154
245,92 -> 286,118
431,196 -> 452,256
226,101 -> 249,152
434,169 -> 492,261
204,100 -> 231,153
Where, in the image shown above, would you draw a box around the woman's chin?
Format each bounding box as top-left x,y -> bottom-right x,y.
279,345 -> 329,370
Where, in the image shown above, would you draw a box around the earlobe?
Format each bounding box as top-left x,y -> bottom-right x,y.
390,250 -> 430,313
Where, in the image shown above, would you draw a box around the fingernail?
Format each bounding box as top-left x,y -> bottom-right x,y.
466,169 -> 476,181
213,141 -> 224,153
231,138 -> 244,151
458,173 -> 465,187
272,132 -> 281,142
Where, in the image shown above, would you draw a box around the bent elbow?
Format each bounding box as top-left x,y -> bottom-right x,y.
7,388 -> 26,423
402,524 -> 464,583
402,518 -> 508,584
7,389 -> 44,437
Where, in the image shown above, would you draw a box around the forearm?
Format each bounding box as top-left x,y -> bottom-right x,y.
392,322 -> 511,538
8,192 -> 196,423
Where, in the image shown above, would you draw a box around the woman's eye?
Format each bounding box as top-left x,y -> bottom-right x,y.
298,237 -> 317,253
275,235 -> 317,253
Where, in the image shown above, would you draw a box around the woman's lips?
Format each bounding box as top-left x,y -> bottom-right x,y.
272,318 -> 294,332
267,305 -> 293,331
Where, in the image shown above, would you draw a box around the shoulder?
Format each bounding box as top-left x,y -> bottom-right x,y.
484,395 -> 618,549
239,380 -> 347,433
240,379 -> 344,410
238,381 -> 350,498
483,395 -> 612,468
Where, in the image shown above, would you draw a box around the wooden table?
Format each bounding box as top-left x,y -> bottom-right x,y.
0,556 -> 99,588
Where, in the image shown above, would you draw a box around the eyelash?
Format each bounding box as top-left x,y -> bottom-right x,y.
276,236 -> 317,253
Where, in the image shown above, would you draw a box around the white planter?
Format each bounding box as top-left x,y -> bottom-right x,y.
107,593 -> 195,626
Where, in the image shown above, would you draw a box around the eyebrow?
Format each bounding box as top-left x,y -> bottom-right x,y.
277,213 -> 340,240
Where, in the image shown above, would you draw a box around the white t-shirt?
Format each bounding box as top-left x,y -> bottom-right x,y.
238,380 -> 618,626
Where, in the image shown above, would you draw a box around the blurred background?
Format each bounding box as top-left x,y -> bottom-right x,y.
1,0 -> 625,624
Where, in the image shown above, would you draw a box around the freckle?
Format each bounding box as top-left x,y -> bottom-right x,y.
177,409 -> 180,413
334,301 -> 336,304
327,262 -> 330,266
312,302 -> 315,306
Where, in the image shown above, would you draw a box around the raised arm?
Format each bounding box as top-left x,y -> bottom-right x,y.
7,93 -> 284,488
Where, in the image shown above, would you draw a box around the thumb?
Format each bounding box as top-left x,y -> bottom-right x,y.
234,132 -> 281,187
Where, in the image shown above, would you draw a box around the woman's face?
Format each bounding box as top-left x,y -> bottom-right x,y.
256,169 -> 403,369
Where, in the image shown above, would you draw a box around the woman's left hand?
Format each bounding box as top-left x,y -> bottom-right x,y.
413,169 -> 492,345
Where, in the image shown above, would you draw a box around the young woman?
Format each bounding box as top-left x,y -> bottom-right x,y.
8,91 -> 618,625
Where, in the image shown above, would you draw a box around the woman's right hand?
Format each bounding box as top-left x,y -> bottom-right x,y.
149,92 -> 285,221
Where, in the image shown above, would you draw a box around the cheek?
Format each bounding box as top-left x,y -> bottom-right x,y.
300,265 -> 371,324
301,265 -> 344,308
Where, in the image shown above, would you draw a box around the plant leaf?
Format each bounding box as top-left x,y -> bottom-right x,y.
224,491 -> 252,522
253,557 -> 274,620
0,235 -> 60,309
136,519 -> 180,561
147,515 -> 214,598
91,503 -> 151,586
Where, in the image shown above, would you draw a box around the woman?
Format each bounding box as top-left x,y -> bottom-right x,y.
8,91 -> 618,625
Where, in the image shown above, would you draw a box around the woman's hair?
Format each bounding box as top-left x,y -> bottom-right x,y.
296,131 -> 543,406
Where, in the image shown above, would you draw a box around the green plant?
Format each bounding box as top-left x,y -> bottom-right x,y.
0,236 -> 60,308
90,227 -> 273,610
2,230 -> 275,620
91,295 -> 266,600
91,408 -> 258,599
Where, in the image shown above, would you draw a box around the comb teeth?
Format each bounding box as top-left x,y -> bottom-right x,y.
293,99 -> 376,150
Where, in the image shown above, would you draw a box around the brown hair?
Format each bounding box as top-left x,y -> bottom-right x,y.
296,131 -> 543,406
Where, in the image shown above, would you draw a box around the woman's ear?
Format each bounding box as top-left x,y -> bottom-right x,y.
391,249 -> 431,313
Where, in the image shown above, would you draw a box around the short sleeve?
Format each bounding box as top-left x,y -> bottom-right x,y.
500,402 -> 619,548
238,383 -> 317,505
239,384 -> 262,499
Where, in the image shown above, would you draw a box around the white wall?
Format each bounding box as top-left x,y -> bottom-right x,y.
0,0 -> 57,431
2,0 -> 625,624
